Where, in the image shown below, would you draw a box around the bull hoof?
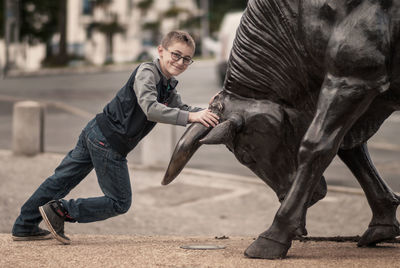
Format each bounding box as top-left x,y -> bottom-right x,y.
357,224 -> 400,247
244,236 -> 291,259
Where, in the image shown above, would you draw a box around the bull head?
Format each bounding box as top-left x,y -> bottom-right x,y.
161,110 -> 243,185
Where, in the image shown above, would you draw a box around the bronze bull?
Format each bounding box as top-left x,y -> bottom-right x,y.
163,0 -> 400,259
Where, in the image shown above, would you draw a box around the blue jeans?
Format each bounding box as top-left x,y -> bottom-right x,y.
12,118 -> 132,234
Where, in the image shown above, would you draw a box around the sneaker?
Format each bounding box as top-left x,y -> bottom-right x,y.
39,200 -> 71,244
12,227 -> 52,241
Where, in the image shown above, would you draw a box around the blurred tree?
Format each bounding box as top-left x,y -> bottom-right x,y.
0,0 -> 4,38
57,0 -> 68,65
137,0 -> 153,14
136,0 -> 159,45
93,0 -> 112,6
0,0 -> 68,66
196,0 -> 247,34
141,21 -> 160,46
90,18 -> 125,64
89,0 -> 125,64
137,0 -> 198,47
163,6 -> 190,18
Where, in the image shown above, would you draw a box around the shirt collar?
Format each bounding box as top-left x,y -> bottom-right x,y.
154,59 -> 178,89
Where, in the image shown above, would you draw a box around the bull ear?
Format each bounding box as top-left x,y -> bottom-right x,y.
200,113 -> 243,145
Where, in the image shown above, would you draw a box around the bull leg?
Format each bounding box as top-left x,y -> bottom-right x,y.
338,144 -> 400,246
245,75 -> 382,259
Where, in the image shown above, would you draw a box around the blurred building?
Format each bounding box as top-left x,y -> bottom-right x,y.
0,0 -> 46,72
0,0 -> 199,72
67,0 -> 199,65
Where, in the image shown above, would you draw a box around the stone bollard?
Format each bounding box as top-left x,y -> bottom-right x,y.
12,101 -> 44,156
141,123 -> 177,167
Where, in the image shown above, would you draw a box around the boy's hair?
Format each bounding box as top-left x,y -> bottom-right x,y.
161,30 -> 196,51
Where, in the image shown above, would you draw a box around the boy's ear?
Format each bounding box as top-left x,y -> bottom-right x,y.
157,45 -> 164,58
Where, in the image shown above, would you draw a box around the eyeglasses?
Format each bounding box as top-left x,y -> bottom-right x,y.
165,48 -> 194,65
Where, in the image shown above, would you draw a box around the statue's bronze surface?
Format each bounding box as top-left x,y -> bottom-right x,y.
163,0 -> 400,259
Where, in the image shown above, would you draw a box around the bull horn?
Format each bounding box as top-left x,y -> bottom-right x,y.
200,113 -> 243,145
162,123 -> 210,185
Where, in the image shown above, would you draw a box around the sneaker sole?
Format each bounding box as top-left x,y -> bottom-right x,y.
39,206 -> 71,245
12,233 -> 53,241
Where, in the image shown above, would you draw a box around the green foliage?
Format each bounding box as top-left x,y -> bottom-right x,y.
142,20 -> 160,45
19,0 -> 62,44
90,20 -> 125,35
142,21 -> 160,31
0,0 -> 4,38
180,16 -> 201,29
0,0 -> 66,41
93,0 -> 112,5
92,0 -> 112,8
198,0 -> 248,33
137,0 -> 153,10
163,6 -> 189,18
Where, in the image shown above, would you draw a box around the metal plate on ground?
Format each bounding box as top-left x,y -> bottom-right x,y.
180,245 -> 226,250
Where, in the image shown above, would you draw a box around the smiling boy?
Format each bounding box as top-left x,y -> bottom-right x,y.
12,30 -> 219,244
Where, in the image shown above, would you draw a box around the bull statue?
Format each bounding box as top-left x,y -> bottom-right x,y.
163,0 -> 400,259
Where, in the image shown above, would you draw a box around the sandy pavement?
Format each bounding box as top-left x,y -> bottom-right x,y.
2,234 -> 400,267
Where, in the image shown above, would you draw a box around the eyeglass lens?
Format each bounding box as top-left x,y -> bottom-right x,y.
171,52 -> 192,65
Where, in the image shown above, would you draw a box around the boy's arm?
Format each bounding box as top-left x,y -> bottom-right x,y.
169,90 -> 220,127
134,64 -> 190,126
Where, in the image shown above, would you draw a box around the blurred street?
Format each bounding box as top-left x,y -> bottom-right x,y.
1,59 -> 400,191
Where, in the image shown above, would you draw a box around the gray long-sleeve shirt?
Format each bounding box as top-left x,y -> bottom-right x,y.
134,59 -> 202,126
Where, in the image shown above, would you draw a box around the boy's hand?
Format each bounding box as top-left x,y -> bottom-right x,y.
188,109 -> 219,128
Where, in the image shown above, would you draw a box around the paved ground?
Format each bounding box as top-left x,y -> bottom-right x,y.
1,234 -> 400,267
0,149 -> 399,267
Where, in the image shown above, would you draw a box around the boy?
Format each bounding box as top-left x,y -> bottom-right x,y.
11,30 -> 219,244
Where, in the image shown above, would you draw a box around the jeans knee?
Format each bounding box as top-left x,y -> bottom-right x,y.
114,197 -> 132,215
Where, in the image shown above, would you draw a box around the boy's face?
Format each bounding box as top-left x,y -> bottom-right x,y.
158,41 -> 194,78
